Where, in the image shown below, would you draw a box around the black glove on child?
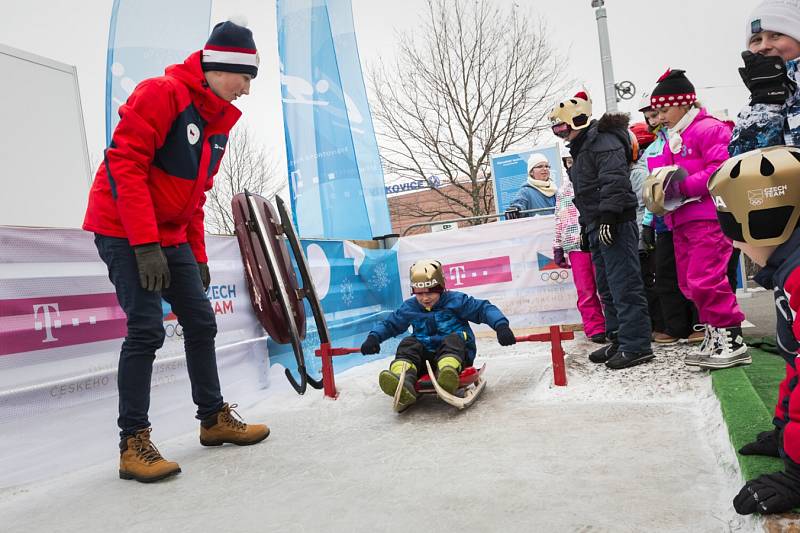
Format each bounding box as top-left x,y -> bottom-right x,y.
505,207 -> 521,220
198,262 -> 211,291
739,428 -> 781,457
360,335 -> 381,355
598,214 -> 618,246
133,243 -> 170,292
553,247 -> 569,269
496,324 -> 516,346
734,458 -> 800,515
739,51 -> 796,106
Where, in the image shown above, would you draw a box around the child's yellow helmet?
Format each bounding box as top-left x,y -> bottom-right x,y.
708,145 -> 800,246
409,259 -> 446,293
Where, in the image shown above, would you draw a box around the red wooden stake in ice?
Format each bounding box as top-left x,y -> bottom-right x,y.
314,343 -> 361,399
515,325 -> 573,386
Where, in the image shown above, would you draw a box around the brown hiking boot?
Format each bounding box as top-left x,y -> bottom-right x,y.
119,428 -> 181,483
200,403 -> 270,446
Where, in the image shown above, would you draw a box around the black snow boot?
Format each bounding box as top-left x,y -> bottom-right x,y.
605,350 -> 655,370
589,333 -> 607,344
589,342 -> 618,364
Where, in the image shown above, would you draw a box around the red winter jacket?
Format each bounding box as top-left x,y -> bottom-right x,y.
83,51 -> 241,263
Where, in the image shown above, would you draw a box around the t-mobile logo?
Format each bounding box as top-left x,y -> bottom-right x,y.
33,303 -> 61,343
448,265 -> 467,286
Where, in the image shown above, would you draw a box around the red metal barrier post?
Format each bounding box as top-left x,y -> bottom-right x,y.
515,326 -> 573,387
314,344 -> 361,399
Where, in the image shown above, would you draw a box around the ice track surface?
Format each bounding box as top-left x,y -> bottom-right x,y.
0,336 -> 761,532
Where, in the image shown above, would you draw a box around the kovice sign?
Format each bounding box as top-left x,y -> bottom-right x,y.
385,175 -> 442,195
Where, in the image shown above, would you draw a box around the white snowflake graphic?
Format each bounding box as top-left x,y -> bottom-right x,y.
340,278 -> 355,307
368,263 -> 391,291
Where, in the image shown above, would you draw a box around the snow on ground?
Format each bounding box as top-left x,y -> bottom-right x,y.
0,335 -> 761,533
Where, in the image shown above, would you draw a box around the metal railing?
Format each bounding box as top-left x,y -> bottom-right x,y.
401,207 -> 555,236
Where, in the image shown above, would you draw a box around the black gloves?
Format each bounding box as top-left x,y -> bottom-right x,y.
553,247 -> 569,268
734,459 -> 800,515
198,262 -> 211,291
739,51 -> 796,105
579,226 -> 590,252
496,324 -> 516,346
133,243 -> 170,292
739,428 -> 781,457
505,207 -> 521,220
360,335 -> 381,355
641,226 -> 656,252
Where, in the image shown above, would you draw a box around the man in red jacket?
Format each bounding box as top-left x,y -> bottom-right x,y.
84,20 -> 269,483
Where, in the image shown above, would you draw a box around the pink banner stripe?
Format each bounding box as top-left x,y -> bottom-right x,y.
442,256 -> 512,289
0,293 -> 127,357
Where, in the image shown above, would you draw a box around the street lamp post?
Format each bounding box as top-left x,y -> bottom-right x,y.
592,0 -> 618,112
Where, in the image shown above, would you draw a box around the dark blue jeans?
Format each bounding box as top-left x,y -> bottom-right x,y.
588,221 -> 652,353
95,235 -> 224,439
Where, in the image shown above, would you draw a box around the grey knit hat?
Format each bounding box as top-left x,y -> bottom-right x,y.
745,0 -> 800,48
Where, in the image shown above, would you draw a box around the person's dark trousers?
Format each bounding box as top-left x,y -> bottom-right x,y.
588,221 -> 652,353
654,231 -> 698,338
395,333 -> 467,371
94,235 -> 224,440
728,247 -> 742,294
639,250 -> 664,333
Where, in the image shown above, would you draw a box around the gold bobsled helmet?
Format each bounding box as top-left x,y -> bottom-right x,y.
643,165 -> 689,216
549,91 -> 593,139
708,145 -> 800,247
409,259 -> 446,294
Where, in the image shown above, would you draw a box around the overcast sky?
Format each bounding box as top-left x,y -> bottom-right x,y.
0,0 -> 753,180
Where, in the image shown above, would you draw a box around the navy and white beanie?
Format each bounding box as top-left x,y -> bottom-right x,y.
202,18 -> 259,78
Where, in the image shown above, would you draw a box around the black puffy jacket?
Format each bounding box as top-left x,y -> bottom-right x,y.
568,113 -> 637,229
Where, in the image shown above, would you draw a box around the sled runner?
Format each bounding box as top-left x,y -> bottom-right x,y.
391,363 -> 486,412
232,191 -> 322,394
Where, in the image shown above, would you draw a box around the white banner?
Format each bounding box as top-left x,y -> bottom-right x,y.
398,215 -> 581,330
0,227 -> 269,488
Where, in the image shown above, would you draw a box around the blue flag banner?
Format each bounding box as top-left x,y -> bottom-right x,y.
277,0 -> 392,240
105,0 -> 211,144
491,144 -> 564,216
266,240 -> 403,379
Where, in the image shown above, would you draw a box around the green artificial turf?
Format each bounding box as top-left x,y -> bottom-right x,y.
711,341 -> 785,481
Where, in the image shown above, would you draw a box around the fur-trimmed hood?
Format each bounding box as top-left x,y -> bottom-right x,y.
597,112 -> 630,133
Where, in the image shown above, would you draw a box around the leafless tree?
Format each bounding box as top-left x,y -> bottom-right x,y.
205,126 -> 284,235
370,0 -> 571,223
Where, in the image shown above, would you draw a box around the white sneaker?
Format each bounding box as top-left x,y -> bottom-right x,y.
685,325 -> 716,366
695,327 -> 751,370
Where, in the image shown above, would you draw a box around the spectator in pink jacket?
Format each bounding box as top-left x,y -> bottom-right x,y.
647,69 -> 749,369
553,176 -> 606,343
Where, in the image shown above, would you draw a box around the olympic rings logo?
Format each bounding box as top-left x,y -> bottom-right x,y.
540,270 -> 570,283
164,323 -> 183,338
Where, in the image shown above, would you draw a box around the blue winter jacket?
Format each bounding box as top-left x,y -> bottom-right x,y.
368,290 -> 509,365
508,184 -> 556,217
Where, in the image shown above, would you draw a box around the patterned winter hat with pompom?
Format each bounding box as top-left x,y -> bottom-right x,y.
202,17 -> 259,78
650,69 -> 696,109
